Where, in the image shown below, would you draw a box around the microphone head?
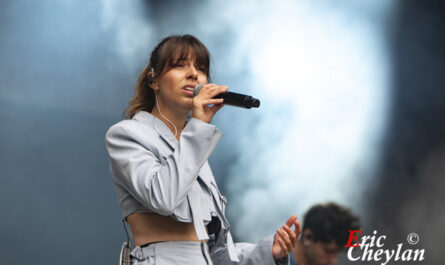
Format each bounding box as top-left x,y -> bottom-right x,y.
193,84 -> 204,97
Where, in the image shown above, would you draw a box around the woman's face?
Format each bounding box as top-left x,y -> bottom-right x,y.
153,54 -> 208,112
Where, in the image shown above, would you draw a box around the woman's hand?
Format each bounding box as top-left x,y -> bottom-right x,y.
191,84 -> 228,123
272,214 -> 301,260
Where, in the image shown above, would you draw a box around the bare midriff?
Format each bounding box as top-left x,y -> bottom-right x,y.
127,212 -> 206,246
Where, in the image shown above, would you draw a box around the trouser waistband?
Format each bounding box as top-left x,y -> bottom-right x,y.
130,241 -> 212,265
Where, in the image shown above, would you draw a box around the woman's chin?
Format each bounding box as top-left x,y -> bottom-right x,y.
176,98 -> 193,112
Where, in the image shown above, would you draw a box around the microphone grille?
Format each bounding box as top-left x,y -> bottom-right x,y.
193,84 -> 204,97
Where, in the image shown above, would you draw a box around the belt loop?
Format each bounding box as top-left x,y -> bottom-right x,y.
130,246 -> 145,262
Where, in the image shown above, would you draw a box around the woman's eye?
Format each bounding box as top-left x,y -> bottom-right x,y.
174,63 -> 184,68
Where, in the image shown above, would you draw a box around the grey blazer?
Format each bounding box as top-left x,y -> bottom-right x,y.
105,111 -> 288,265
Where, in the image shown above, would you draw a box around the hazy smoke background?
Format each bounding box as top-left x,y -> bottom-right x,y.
1,0 -> 444,264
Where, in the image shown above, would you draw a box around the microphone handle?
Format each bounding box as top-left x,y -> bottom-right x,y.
215,92 -> 260,109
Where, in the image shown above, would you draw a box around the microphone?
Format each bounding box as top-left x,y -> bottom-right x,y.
193,84 -> 260,109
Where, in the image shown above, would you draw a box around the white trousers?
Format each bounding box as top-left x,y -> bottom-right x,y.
130,241 -> 213,265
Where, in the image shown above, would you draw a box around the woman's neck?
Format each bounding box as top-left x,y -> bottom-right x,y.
150,102 -> 188,140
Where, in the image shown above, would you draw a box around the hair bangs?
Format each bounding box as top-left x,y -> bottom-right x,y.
164,36 -> 211,78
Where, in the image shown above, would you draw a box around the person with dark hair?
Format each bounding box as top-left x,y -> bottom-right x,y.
290,202 -> 360,265
105,34 -> 301,265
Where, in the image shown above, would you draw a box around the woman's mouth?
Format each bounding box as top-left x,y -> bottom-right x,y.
182,85 -> 195,96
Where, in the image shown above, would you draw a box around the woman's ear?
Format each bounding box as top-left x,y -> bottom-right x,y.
148,70 -> 159,91
151,77 -> 159,91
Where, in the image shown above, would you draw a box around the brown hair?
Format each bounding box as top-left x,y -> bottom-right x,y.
124,35 -> 211,118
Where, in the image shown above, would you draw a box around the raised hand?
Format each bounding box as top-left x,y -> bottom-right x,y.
272,214 -> 301,260
191,84 -> 228,123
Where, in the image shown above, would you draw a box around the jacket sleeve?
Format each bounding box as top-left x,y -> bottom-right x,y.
105,118 -> 222,216
211,234 -> 289,265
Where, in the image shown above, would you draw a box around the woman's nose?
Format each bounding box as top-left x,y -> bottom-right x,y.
187,65 -> 198,80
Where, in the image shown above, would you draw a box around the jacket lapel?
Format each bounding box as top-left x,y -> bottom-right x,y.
133,111 -> 178,151
133,111 -> 216,200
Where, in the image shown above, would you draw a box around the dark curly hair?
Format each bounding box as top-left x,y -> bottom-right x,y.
302,202 -> 360,247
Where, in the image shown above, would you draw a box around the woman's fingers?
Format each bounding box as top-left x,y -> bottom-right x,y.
275,230 -> 288,253
282,224 -> 297,248
193,84 -> 227,109
285,214 -> 297,227
272,215 -> 301,259
285,214 -> 301,239
280,214 -> 300,253
196,84 -> 228,99
294,219 -> 301,237
277,236 -> 288,254
277,228 -> 293,253
191,83 -> 227,123
200,98 -> 224,106
208,102 -> 224,113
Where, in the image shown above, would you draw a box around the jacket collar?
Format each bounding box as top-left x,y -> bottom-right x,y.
133,111 -> 178,150
132,111 -> 215,190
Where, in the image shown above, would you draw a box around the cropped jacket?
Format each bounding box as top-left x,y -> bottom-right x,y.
105,111 -> 288,265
